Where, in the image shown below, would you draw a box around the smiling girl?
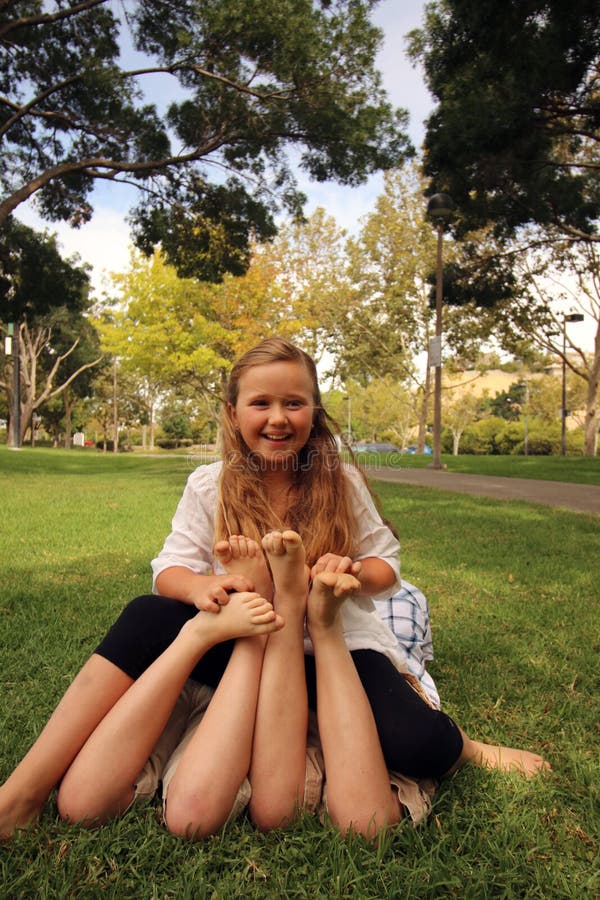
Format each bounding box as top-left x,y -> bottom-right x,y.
0,338 -> 549,842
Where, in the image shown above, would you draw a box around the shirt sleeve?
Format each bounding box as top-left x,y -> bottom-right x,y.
345,465 -> 401,599
150,463 -> 220,590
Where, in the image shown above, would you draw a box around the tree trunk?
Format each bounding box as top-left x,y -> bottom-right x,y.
416,366 -> 432,453
64,387 -> 72,449
112,359 -> 118,454
583,367 -> 599,456
149,404 -> 155,451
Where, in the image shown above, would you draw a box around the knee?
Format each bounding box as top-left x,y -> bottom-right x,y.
249,801 -> 295,833
56,769 -> 133,827
249,796 -> 297,833
328,798 -> 402,841
56,779 -> 106,828
163,787 -> 224,841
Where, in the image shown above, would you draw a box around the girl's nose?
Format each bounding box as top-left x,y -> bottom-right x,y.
268,403 -> 288,424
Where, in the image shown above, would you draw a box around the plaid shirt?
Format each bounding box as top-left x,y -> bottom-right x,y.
374,581 -> 441,709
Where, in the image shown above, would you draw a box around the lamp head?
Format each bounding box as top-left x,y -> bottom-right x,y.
426,193 -> 455,219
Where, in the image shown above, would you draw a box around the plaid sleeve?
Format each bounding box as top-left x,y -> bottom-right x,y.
373,581 -> 441,708
373,581 -> 435,676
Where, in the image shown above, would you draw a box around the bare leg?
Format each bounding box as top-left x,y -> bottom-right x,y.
166,536 -> 278,839
307,572 -> 402,839
165,634 -> 268,839
57,593 -> 281,827
448,730 -> 551,778
0,655 -> 133,840
249,530 -> 309,831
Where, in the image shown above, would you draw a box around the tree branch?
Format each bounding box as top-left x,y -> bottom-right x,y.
0,0 -> 108,40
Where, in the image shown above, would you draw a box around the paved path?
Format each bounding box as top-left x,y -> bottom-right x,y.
366,466 -> 600,515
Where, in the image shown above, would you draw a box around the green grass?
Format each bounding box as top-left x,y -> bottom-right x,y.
354,451 -> 600,485
1,448 -> 598,898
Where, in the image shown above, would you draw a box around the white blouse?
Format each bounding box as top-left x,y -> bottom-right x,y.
151,461 -> 408,673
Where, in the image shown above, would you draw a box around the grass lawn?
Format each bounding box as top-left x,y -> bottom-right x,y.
351,451 -> 600,485
1,448 -> 598,898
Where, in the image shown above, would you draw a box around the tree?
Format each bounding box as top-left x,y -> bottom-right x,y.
442,383 -> 482,455
41,310 -> 103,448
0,311 -> 102,446
161,408 -> 193,447
490,238 -> 599,455
408,0 -> 599,244
0,220 -> 101,445
96,246 -> 302,445
2,0 -> 412,281
333,164 -> 494,449
262,208 -> 350,365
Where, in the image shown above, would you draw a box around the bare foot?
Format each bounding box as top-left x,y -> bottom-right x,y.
183,591 -> 283,646
261,531 -> 309,614
470,740 -> 552,778
214,535 -> 273,600
306,570 -> 361,636
0,792 -> 42,841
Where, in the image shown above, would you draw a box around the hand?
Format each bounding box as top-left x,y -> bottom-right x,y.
190,574 -> 255,613
310,554 -> 362,580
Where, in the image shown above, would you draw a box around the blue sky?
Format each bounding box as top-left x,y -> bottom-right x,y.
16,0 -> 433,291
14,1 -> 595,353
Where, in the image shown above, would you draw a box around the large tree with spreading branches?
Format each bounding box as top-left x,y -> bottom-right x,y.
408,0 -> 599,244
1,0 -> 412,281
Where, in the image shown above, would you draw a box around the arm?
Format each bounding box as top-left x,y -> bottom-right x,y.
152,464 -> 253,612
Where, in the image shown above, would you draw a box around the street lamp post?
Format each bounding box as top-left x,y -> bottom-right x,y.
561,313 -> 584,456
9,322 -> 21,450
426,193 -> 455,470
516,380 -> 530,456
343,395 -> 352,444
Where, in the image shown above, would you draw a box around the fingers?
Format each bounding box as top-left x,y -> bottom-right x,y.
219,574 -> 255,594
310,554 -> 355,578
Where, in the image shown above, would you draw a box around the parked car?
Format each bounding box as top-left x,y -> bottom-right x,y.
404,444 -> 432,455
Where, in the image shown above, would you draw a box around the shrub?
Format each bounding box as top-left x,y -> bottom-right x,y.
155,438 -> 193,450
460,416 -> 508,454
495,422 -> 523,455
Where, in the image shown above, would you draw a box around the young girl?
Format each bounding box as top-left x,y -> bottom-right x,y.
0,337 -> 549,841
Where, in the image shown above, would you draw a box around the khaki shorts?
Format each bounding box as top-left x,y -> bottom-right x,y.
134,682 -> 435,829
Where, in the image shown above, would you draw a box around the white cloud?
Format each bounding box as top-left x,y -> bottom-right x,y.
15,203 -> 133,296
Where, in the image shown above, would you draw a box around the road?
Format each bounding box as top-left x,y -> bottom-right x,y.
366,466 -> 600,516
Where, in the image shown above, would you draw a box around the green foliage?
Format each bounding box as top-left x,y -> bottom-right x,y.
485,381 -> 528,421
2,0 -> 411,281
409,0 -> 599,241
458,416 -> 515,455
0,218 -> 90,321
160,411 -> 192,445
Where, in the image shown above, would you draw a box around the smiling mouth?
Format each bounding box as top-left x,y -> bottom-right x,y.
262,433 -> 292,442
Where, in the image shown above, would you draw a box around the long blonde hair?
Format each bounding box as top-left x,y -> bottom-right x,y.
215,337 -> 361,566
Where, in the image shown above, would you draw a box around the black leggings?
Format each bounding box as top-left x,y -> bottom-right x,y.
95,594 -> 463,779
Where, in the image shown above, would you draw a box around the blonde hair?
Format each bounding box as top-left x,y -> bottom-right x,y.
215,337 -> 361,567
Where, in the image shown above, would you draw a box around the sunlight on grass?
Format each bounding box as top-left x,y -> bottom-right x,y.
1,449 -> 598,897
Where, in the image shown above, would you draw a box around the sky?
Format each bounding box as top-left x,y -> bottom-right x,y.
15,0 -> 433,291
13,1 -> 596,351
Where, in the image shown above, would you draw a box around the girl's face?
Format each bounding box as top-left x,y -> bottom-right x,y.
230,360 -> 315,469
